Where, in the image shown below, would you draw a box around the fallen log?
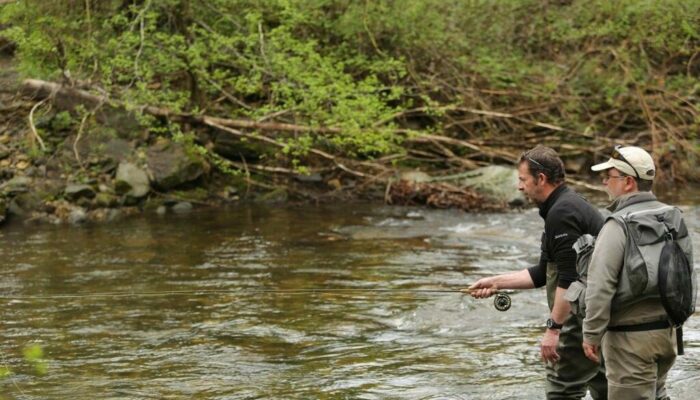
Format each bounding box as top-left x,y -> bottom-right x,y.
21,79 -> 342,134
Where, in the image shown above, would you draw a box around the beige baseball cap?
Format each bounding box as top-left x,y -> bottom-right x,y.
591,145 -> 656,180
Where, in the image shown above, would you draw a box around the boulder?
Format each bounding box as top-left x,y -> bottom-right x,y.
211,131 -> 270,161
71,135 -> 133,173
257,188 -> 288,203
0,176 -> 31,196
94,192 -> 119,208
115,162 -> 150,198
68,207 -> 88,225
0,144 -> 11,160
98,138 -> 133,172
8,192 -> 42,216
64,184 -> 96,201
295,172 -> 323,183
398,171 -> 432,183
459,165 -> 526,207
171,201 -> 193,214
146,138 -> 206,190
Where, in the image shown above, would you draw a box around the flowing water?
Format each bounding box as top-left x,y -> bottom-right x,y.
1,195 -> 699,399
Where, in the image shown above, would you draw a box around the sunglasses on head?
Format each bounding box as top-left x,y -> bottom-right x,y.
611,145 -> 640,179
527,156 -> 547,170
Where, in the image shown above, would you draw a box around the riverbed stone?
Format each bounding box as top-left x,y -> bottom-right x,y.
8,192 -> 42,216
100,138 -> 133,171
94,192 -> 119,208
171,201 -> 193,214
64,183 -> 96,201
0,176 -> 31,196
115,162 -> 150,198
68,207 -> 88,224
257,188 -> 288,203
70,135 -> 133,172
15,160 -> 29,170
0,144 -> 11,160
295,172 -> 323,183
327,178 -> 342,190
7,199 -> 24,217
34,179 -> 66,201
146,138 -> 206,190
0,168 -> 12,180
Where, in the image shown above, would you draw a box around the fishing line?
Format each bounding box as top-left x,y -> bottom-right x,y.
0,288 -> 514,311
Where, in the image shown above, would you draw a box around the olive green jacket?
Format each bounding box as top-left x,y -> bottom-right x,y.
582,193 -> 668,345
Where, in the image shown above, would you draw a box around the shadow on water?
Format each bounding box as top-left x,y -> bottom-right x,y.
0,193 -> 698,399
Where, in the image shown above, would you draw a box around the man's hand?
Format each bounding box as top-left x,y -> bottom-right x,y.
582,341 -> 600,363
468,278 -> 497,298
541,329 -> 561,364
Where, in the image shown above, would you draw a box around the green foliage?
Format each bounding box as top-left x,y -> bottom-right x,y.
50,111 -> 74,131
2,0 -> 699,175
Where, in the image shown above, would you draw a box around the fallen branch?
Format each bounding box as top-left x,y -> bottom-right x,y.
27,98 -> 49,151
73,98 -> 106,168
22,79 -> 342,134
387,180 -> 507,211
407,133 -> 518,163
201,118 -> 372,179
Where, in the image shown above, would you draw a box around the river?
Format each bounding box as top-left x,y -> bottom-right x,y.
0,195 -> 698,399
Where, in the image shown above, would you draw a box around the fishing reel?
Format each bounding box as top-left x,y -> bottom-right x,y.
493,292 -> 512,312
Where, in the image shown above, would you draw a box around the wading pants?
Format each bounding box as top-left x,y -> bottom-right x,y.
546,262 -> 607,399
545,315 -> 608,399
602,327 -> 676,400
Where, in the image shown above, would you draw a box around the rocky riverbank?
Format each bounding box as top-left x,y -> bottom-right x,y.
0,50 -> 538,225
0,55 -> 236,224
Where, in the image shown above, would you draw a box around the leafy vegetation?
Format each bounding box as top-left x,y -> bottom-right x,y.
2,0 -> 699,182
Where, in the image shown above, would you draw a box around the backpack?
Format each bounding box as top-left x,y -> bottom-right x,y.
563,234 -> 595,319
564,206 -> 695,354
658,222 -> 696,326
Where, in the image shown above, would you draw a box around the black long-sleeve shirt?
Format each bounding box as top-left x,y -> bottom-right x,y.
527,185 -> 604,289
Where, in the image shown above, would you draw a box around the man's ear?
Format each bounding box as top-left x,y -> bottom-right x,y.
537,172 -> 547,185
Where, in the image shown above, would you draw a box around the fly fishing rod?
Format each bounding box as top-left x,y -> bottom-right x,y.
0,288 -> 514,311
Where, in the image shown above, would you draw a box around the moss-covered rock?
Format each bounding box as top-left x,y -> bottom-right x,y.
64,183 -> 96,201
146,138 -> 206,190
257,188 -> 288,203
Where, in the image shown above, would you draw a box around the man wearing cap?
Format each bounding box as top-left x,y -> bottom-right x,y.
470,145 -> 607,399
583,145 -> 683,399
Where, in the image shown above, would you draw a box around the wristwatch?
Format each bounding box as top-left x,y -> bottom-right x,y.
546,318 -> 563,330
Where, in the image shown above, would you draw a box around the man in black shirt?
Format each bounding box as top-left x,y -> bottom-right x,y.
469,145 -> 607,399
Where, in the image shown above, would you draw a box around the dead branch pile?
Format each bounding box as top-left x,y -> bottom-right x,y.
386,180 -> 507,212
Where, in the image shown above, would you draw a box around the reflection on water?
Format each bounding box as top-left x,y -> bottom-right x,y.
0,202 -> 698,399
